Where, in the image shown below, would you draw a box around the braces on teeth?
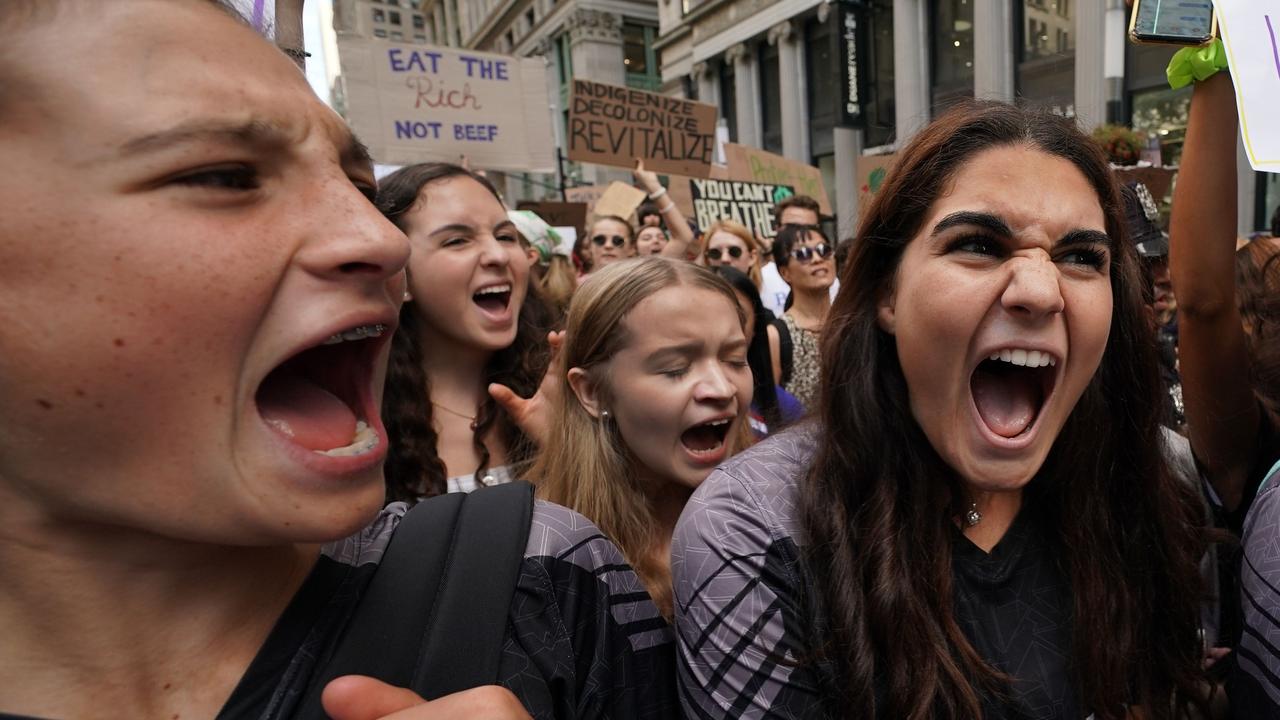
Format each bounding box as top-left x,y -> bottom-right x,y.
322,324 -> 388,345
317,420 -> 380,457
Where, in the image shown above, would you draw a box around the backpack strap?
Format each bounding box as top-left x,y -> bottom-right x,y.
295,482 -> 533,714
414,481 -> 533,698
772,317 -> 794,387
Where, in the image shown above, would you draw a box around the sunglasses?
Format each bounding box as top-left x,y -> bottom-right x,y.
705,246 -> 745,261
592,234 -> 627,248
790,242 -> 834,263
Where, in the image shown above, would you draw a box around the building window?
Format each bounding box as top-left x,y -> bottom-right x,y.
372,8 -> 385,22
506,30 -> 515,48
526,9 -> 536,30
929,0 -> 974,113
413,14 -> 424,29
374,28 -> 388,38
389,10 -> 401,25
759,42 -> 782,154
865,0 -> 897,148
1016,0 -> 1075,115
719,59 -> 737,143
806,16 -> 836,158
390,30 -> 403,40
623,23 -> 660,91
415,34 -> 427,43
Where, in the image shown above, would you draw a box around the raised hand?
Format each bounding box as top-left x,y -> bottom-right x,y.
488,330 -> 565,448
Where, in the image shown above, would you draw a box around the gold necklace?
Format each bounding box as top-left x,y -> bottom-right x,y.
432,401 -> 477,426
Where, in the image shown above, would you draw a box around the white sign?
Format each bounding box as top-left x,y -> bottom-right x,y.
1217,0 -> 1280,172
337,38 -> 555,173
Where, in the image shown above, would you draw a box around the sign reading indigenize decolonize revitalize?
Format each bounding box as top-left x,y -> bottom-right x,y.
690,179 -> 795,238
567,80 -> 718,178
336,38 -> 555,172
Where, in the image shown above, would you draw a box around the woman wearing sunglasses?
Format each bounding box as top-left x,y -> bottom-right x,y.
703,220 -> 764,289
583,162 -> 700,275
766,223 -> 835,410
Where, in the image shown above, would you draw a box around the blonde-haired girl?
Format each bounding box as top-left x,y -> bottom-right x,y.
530,257 -> 754,617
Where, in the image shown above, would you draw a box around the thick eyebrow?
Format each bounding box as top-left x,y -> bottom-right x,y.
1057,228 -> 1113,249
427,223 -> 476,237
930,211 -> 1013,238
118,119 -> 291,157
428,220 -> 517,238
932,211 -> 1112,249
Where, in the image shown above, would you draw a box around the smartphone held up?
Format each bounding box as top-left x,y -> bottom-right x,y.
1129,0 -> 1217,46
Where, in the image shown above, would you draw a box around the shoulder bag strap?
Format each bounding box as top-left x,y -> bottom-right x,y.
413,481 -> 534,699
294,493 -> 465,717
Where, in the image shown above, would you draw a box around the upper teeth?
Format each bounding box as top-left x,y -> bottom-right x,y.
988,348 -> 1055,367
322,323 -> 387,345
475,285 -> 511,296
704,419 -> 730,427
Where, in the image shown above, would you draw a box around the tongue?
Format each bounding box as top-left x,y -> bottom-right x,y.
971,365 -> 1040,439
258,374 -> 358,451
681,425 -> 721,452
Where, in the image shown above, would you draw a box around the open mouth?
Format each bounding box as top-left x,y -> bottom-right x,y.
969,349 -> 1057,440
680,417 -> 733,459
255,323 -> 388,457
473,284 -> 512,315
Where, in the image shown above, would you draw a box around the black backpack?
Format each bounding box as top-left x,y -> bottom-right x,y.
295,481 -> 534,716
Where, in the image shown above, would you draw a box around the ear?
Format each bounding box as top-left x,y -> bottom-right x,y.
777,263 -> 792,285
566,367 -> 603,419
876,284 -> 897,334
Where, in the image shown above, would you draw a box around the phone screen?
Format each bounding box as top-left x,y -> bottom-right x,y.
1132,0 -> 1214,42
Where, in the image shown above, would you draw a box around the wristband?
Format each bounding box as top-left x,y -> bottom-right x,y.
659,202 -> 675,213
648,187 -> 668,201
1167,37 -> 1228,90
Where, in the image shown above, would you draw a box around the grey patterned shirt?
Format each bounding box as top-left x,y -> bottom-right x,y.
673,427 -> 1084,719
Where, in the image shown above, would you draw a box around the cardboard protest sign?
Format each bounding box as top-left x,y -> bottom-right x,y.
857,153 -> 897,215
591,182 -> 649,220
567,80 -> 717,178
564,185 -> 608,207
336,38 -> 554,172
515,202 -> 589,240
689,179 -> 795,239
723,144 -> 831,214
1216,0 -> 1280,172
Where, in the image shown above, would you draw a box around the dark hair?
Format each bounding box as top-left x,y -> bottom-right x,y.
636,202 -> 662,228
712,266 -> 782,430
1270,203 -> 1280,238
377,163 -> 551,502
774,194 -> 821,225
771,223 -> 828,269
802,101 -> 1208,718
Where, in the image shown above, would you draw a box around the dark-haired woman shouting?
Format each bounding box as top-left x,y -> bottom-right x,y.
673,102 -> 1211,719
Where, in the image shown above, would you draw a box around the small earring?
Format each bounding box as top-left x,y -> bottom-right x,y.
600,410 -> 611,421
402,291 -> 413,302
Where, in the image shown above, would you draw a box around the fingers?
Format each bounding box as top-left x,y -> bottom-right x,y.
383,686 -> 532,720
488,383 -> 526,418
322,676 -> 427,720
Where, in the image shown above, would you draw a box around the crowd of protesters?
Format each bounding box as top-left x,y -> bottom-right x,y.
5,1 -> 1280,720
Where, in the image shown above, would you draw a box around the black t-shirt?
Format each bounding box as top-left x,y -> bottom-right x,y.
2,501 -> 678,720
673,428 -> 1082,719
